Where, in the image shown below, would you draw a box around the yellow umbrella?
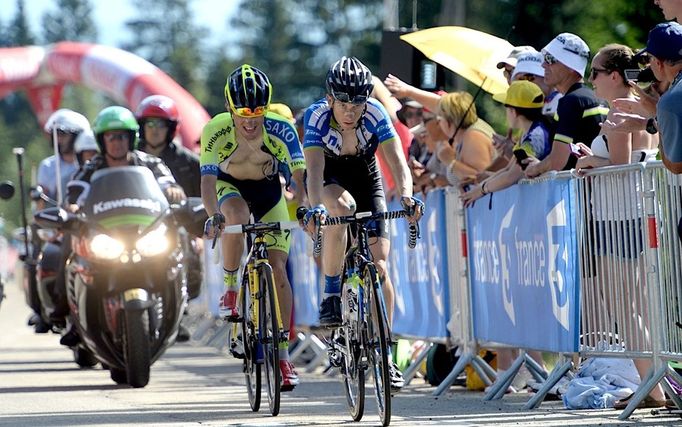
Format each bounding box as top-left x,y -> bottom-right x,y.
401,26 -> 514,94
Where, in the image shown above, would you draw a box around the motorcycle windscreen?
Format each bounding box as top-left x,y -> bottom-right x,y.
83,166 -> 169,229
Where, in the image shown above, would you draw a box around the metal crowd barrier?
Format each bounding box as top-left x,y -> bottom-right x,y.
468,171 -> 574,402
433,187 -> 496,396
617,162 -> 682,419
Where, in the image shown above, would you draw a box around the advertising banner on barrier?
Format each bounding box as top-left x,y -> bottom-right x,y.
289,228 -> 321,327
467,180 -> 580,353
388,190 -> 450,340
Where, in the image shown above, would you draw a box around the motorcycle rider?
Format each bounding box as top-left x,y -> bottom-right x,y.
135,94 -> 202,342
61,105 -> 186,346
29,109 -> 90,333
136,95 -> 201,197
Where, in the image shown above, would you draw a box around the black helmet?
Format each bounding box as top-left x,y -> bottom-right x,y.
325,56 -> 374,103
225,64 -> 272,116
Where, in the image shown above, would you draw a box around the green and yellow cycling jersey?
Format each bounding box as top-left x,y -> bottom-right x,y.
199,111 -> 305,177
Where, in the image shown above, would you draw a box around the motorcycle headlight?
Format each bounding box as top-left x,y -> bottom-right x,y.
90,233 -> 125,260
136,224 -> 170,257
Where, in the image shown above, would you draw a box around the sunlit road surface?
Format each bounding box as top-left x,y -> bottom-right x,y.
1,279 -> 680,427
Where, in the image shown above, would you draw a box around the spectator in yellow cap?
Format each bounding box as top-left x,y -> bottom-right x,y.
269,102 -> 296,124
461,81 -> 552,205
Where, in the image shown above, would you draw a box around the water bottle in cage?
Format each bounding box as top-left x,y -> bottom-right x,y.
344,269 -> 361,318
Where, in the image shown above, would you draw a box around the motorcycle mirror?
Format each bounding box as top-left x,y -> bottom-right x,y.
0,181 -> 15,200
34,207 -> 78,231
29,185 -> 44,201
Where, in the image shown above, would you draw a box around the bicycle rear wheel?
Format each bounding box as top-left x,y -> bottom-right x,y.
241,273 -> 261,412
340,284 -> 365,420
259,263 -> 281,416
364,263 -> 391,426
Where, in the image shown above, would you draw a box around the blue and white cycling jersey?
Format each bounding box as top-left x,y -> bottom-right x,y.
303,97 -> 398,157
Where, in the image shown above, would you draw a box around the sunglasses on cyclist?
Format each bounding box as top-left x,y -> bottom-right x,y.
143,119 -> 168,129
331,91 -> 368,105
231,105 -> 267,118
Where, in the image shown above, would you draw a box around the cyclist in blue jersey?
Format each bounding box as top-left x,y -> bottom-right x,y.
303,56 -> 423,390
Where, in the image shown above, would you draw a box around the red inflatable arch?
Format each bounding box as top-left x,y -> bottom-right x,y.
0,42 -> 210,149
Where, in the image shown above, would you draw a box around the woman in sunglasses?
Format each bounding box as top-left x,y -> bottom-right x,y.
576,43 -> 663,410
199,64 -> 306,391
301,56 -> 423,391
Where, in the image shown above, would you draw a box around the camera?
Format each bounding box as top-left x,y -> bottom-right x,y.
624,69 -> 640,82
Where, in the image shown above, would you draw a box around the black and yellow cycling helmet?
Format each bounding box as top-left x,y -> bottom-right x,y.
225,64 -> 272,117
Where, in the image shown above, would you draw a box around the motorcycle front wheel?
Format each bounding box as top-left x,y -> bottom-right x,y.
123,308 -> 151,388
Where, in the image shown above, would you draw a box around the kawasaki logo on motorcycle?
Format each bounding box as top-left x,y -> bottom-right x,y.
93,198 -> 162,215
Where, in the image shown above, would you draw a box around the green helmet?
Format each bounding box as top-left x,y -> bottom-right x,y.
93,106 -> 140,153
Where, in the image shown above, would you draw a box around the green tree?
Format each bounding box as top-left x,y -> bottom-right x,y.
8,0 -> 35,46
203,52 -> 237,117
40,0 -> 101,121
123,0 -> 208,97
41,0 -> 98,44
231,0 -> 385,110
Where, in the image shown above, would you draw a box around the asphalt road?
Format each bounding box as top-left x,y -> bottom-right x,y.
1,279 -> 680,427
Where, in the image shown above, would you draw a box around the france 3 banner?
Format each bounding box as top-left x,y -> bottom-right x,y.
466,180 -> 580,353
388,189 -> 449,340
289,228 -> 321,327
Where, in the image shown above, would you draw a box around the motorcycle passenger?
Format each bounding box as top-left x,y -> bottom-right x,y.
61,106 -> 186,346
29,109 -> 90,333
302,56 -> 424,391
73,128 -> 99,166
136,95 -> 203,342
200,64 -> 306,390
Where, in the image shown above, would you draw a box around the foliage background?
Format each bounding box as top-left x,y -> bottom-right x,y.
0,0 -> 664,236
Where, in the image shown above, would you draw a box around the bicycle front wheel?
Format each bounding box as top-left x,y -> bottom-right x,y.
241,273 -> 261,412
259,263 -> 281,416
340,287 -> 365,421
364,263 -> 391,426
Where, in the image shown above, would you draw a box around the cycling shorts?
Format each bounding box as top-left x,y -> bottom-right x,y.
216,170 -> 291,253
323,154 -> 388,239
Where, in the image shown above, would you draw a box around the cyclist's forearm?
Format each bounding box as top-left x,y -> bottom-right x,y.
291,169 -> 306,207
304,149 -> 325,206
200,175 -> 220,217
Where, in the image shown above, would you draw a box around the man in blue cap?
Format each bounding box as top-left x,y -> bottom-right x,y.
644,21 -> 682,172
605,22 -> 682,172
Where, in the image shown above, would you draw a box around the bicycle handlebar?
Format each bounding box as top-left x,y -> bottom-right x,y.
320,210 -> 421,250
222,220 -> 300,235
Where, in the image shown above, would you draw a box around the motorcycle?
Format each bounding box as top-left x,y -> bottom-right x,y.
35,166 -> 205,387
0,180 -> 16,309
28,186 -> 67,328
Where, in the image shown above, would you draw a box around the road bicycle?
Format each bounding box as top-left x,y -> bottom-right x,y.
222,219 -> 299,416
317,209 -> 421,426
